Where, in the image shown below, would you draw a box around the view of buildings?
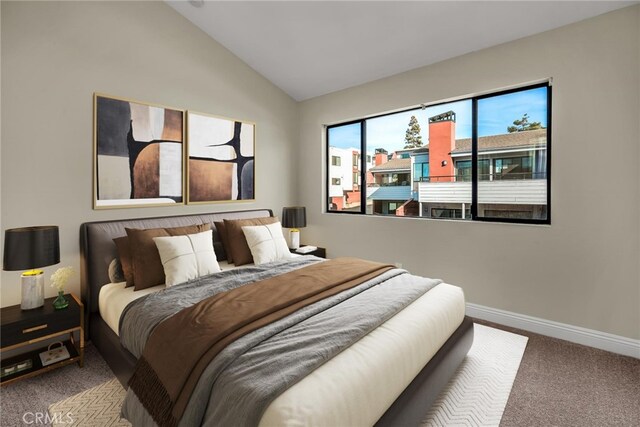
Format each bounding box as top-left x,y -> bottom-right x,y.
328,146 -> 374,212
328,92 -> 548,220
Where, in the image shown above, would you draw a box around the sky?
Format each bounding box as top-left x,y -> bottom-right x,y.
329,86 -> 548,153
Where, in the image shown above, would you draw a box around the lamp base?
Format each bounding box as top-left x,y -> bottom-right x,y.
289,229 -> 300,250
21,270 -> 44,310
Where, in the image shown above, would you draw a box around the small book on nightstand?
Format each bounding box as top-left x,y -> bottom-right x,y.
295,246 -> 318,254
39,342 -> 70,367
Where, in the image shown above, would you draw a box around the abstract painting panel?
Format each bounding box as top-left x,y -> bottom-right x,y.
94,94 -> 184,208
187,111 -> 255,203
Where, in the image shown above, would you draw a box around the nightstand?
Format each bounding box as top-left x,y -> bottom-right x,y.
290,246 -> 326,258
0,293 -> 84,386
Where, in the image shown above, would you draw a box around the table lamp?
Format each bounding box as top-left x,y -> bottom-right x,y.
281,207 -> 306,250
3,226 -> 60,310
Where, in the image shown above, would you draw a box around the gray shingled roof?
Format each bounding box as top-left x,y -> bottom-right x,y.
369,158 -> 411,172
451,129 -> 547,154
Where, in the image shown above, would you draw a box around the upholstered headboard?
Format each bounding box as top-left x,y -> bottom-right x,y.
79,209 -> 273,324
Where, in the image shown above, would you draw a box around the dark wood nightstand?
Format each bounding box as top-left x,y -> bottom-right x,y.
290,246 -> 326,258
0,293 -> 84,386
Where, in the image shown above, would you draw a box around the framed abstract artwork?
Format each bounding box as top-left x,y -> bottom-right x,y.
186,111 -> 255,204
94,94 -> 184,209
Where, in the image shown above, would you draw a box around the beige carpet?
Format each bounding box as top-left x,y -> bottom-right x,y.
479,319 -> 640,427
422,324 -> 528,426
48,324 -> 527,426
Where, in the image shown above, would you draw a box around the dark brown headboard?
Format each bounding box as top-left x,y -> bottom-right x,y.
79,209 -> 273,329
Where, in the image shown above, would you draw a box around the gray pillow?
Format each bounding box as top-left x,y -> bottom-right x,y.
108,258 -> 125,283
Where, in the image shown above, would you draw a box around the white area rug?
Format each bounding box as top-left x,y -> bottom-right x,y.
422,324 -> 528,426
49,324 -> 527,426
48,379 -> 129,426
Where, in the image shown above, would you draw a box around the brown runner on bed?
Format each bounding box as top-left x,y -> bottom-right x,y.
128,257 -> 393,427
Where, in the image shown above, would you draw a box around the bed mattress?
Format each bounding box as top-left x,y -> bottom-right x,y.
101,264 -> 465,426
259,282 -> 465,426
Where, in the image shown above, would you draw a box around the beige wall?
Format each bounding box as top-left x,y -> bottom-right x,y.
298,6 -> 640,339
0,1 -> 298,305
2,2 -> 638,340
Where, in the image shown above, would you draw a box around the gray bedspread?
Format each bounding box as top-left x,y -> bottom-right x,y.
120,256 -> 441,427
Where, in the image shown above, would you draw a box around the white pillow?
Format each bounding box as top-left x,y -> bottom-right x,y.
153,230 -> 220,287
241,222 -> 292,265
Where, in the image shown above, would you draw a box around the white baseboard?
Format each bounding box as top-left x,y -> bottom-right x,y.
466,303 -> 640,359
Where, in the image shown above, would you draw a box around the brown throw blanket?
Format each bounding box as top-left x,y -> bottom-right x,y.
128,257 -> 393,427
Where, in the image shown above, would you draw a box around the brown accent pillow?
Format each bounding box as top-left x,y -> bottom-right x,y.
223,217 -> 278,266
126,223 -> 211,291
113,236 -> 135,288
214,221 -> 233,263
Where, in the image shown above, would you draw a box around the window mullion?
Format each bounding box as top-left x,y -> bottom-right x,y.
471,98 -> 478,220
361,120 -> 367,215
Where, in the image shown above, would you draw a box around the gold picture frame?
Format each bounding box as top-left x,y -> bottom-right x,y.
186,110 -> 256,204
93,93 -> 185,209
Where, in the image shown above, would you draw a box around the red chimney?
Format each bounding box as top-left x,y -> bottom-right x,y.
374,148 -> 388,166
428,111 -> 456,182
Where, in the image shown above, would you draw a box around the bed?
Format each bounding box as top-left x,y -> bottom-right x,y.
80,209 -> 473,427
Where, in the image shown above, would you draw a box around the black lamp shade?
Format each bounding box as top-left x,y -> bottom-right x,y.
281,207 -> 307,229
3,226 -> 60,271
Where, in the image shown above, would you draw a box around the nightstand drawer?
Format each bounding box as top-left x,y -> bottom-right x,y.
1,305 -> 80,348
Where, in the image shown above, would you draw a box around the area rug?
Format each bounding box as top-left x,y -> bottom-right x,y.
48,379 -> 130,426
49,324 -> 527,426
421,323 -> 528,426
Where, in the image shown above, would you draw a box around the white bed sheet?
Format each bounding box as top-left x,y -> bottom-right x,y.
259,282 -> 465,427
98,260 -> 244,336
99,263 -> 465,427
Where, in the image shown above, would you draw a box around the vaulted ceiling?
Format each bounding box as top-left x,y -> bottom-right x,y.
168,1 -> 636,101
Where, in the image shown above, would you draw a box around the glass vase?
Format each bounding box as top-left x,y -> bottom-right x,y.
53,291 -> 69,310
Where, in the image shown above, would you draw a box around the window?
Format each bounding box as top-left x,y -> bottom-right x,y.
492,157 -> 532,180
327,83 -> 550,224
476,85 -> 549,221
327,123 -> 363,212
484,209 -> 533,219
454,159 -> 489,182
413,154 -> 429,182
431,208 -> 462,219
455,160 -> 471,182
372,200 -> 407,215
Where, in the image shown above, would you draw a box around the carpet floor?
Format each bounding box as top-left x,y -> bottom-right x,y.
1,322 -> 638,426
47,324 -> 525,427
0,345 -> 115,426
475,319 -> 640,427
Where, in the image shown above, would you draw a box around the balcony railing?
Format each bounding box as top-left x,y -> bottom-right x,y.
419,172 -> 547,182
418,178 -> 547,205
369,181 -> 410,187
